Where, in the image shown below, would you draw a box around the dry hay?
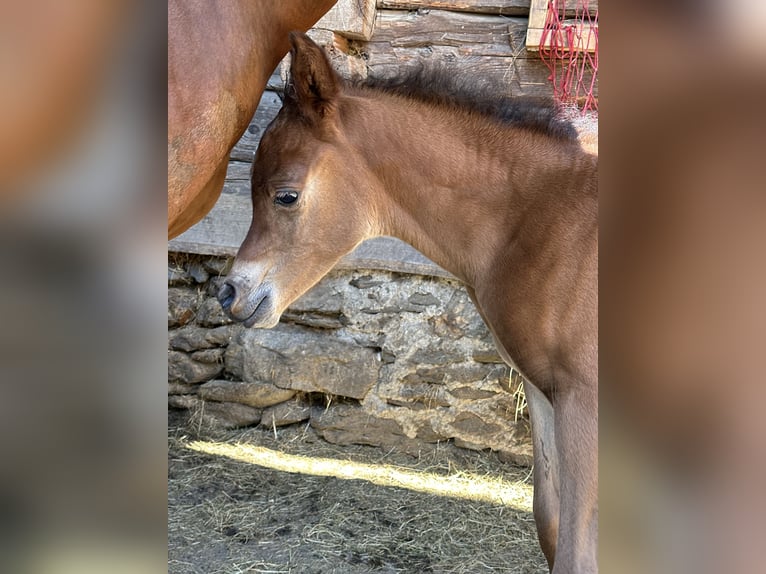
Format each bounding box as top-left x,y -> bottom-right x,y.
168,411 -> 547,573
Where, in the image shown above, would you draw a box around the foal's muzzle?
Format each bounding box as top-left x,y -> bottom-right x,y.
217,280 -> 237,314
216,275 -> 278,328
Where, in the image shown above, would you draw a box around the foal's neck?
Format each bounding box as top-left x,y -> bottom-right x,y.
346,94 -> 593,287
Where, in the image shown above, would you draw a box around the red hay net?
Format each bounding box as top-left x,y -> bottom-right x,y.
539,0 -> 599,113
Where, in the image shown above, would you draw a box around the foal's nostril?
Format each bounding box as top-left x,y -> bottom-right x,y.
217,280 -> 236,312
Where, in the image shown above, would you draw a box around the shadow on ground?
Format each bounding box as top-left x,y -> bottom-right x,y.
168,409 -> 546,574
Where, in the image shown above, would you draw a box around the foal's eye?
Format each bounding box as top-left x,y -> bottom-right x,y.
274,189 -> 300,206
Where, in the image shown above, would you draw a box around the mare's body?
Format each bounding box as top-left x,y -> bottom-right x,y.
168,0 -> 336,238
219,33 -> 598,573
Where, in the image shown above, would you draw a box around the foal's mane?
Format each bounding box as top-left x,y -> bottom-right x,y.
358,65 -> 578,141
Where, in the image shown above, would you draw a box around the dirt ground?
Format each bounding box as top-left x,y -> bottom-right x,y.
168,409 -> 547,574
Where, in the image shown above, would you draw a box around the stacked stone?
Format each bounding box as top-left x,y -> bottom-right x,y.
168,254 -> 532,464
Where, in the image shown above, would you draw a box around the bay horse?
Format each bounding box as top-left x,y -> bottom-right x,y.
218,33 -> 598,573
168,0 -> 337,239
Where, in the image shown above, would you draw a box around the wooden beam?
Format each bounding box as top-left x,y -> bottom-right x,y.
525,0 -> 549,49
284,11 -> 574,100
526,0 -> 598,52
377,0 -> 596,17
361,10 -> 568,98
316,0 -> 378,40
168,192 -> 250,257
377,0 -> 531,16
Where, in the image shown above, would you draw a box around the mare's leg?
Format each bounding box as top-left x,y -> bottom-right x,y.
524,380 -> 560,571
551,381 -> 598,574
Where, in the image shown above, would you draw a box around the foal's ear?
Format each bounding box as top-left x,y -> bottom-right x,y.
288,32 -> 340,121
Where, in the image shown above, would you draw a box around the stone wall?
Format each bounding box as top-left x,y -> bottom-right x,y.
168,253 -> 532,464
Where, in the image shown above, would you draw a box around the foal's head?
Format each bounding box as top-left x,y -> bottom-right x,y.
218,32 -> 375,327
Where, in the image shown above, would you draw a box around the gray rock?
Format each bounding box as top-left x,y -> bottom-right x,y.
451,412 -> 502,436
311,403 -> 409,449
435,290 -> 488,338
168,325 -> 238,352
168,288 -> 199,328
199,401 -> 262,428
190,348 -> 224,364
453,437 -> 489,452
388,381 -> 451,408
414,420 -> 447,443
223,344 -> 245,380
398,363 -> 506,387
261,399 -> 312,428
407,292 -> 441,308
168,351 -> 223,383
448,387 -> 499,401
204,276 -> 227,298
281,310 -> 345,330
202,257 -> 232,275
168,394 -> 199,410
168,266 -> 189,285
349,275 -> 383,289
497,449 -> 533,467
399,366 -> 448,386
188,262 -> 209,284
237,324 -> 379,400
406,344 -> 458,365
168,382 -> 200,395
196,298 -> 233,327
288,280 -> 344,315
198,379 -> 297,408
471,347 -> 505,364
169,395 -> 262,429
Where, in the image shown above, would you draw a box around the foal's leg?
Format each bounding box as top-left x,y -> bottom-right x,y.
551,381 -> 598,574
525,380 -> 560,570
464,288 -> 562,568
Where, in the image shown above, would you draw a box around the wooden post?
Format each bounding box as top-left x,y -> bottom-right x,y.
525,0 -> 549,50
525,0 -> 598,52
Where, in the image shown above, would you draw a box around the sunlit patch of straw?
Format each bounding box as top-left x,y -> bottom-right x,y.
186,440 -> 532,511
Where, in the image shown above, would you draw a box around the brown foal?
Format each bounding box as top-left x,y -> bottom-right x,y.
219,33 -> 598,573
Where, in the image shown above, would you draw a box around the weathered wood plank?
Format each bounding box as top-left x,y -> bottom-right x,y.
526,0 -> 548,48
364,46 -> 556,97
266,68 -> 285,91
358,13 -> 551,97
359,10 -> 594,97
370,9 -> 515,51
286,12 -> 586,107
225,161 -> 251,183
168,191 -> 452,278
378,0 -> 531,16
377,0 -> 596,17
169,192 -> 251,256
317,0 -> 378,40
340,236 -> 454,278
